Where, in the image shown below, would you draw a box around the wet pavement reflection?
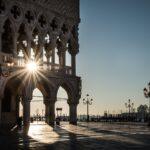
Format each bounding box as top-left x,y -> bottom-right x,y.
0,122 -> 150,149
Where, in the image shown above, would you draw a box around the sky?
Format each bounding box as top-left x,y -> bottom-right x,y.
30,0 -> 150,116
77,0 -> 150,115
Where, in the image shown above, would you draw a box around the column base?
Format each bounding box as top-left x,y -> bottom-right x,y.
45,118 -> 55,127
69,103 -> 78,126
47,121 -> 55,127
23,124 -> 30,135
69,121 -> 77,125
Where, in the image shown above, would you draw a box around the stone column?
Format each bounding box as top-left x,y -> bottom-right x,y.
57,33 -> 68,71
71,54 -> 76,76
44,98 -> 55,126
45,101 -> 49,124
13,32 -> 18,57
68,35 -> 79,76
52,48 -> 55,64
0,35 -> 2,64
51,38 -> 57,70
62,50 -> 66,68
57,50 -> 61,68
23,98 -> 31,134
27,38 -> 31,60
50,47 -> 55,71
0,31 -> 2,53
38,37 -> 44,64
11,95 -> 16,112
15,95 -> 20,119
0,24 -> 3,53
26,28 -> 32,60
0,97 -> 2,126
69,102 -> 78,125
57,46 -> 66,71
49,101 -> 55,126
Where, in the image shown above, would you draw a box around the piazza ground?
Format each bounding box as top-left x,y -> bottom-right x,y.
0,122 -> 150,150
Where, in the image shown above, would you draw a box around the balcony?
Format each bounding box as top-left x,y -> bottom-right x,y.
0,52 -> 72,76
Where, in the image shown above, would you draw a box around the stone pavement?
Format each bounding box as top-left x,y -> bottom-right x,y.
0,122 -> 150,150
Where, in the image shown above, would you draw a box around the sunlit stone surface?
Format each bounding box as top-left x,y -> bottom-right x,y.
28,122 -> 60,144
0,122 -> 150,149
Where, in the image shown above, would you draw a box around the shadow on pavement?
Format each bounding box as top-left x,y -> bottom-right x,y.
0,123 -> 150,150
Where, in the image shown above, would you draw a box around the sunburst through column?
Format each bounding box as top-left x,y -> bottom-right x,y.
26,61 -> 38,72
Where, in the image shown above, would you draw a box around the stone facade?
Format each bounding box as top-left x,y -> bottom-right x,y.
0,0 -> 81,132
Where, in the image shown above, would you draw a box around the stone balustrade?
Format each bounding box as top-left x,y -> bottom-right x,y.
0,53 -> 72,75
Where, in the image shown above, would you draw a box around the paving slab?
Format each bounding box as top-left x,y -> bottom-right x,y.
0,122 -> 150,150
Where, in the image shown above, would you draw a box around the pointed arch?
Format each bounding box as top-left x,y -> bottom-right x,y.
2,19 -> 14,54
17,23 -> 27,58
55,86 -> 69,117
30,88 -> 45,117
18,23 -> 27,42
56,81 -> 75,103
36,82 -> 51,99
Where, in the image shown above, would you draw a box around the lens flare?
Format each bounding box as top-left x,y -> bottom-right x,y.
26,61 -> 38,72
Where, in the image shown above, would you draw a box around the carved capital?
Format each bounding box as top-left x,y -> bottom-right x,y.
68,97 -> 79,105
68,36 -> 79,55
44,96 -> 56,105
57,41 -> 67,56
59,34 -> 68,45
38,33 -> 46,45
22,82 -> 34,101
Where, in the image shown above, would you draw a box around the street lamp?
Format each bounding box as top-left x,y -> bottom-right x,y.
143,82 -> 150,126
83,94 -> 93,122
125,99 -> 134,121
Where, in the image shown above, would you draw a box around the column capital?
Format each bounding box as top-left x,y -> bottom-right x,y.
68,100 -> 79,106
44,97 -> 56,105
25,27 -> 33,41
22,97 -> 32,103
13,32 -> 19,37
57,41 -> 67,54
57,34 -> 68,52
49,39 -> 57,50
22,84 -> 34,101
38,35 -> 45,45
44,42 -> 55,58
68,37 -> 79,55
51,33 -> 57,41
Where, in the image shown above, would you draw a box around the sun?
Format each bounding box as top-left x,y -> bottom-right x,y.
26,61 -> 38,72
